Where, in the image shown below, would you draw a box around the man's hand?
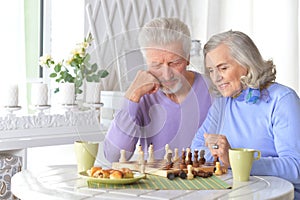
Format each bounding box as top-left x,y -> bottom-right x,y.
125,70 -> 160,102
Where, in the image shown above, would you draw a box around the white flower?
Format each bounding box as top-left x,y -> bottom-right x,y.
39,54 -> 52,67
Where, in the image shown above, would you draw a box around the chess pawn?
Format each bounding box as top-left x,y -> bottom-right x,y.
214,162 -> 222,175
173,148 -> 179,162
187,164 -> 194,180
138,150 -> 145,165
164,144 -> 170,161
137,144 -> 143,153
199,149 -> 206,165
119,149 -> 126,162
147,143 -> 155,163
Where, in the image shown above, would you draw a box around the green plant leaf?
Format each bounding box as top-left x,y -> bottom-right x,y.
54,64 -> 62,72
98,69 -> 109,78
50,73 -> 57,78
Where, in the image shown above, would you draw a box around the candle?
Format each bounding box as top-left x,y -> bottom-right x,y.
59,83 -> 75,105
31,83 -> 48,106
85,82 -> 101,104
4,84 -> 19,107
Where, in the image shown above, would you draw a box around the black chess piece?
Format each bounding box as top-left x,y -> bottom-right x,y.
199,149 -> 206,165
193,149 -> 199,167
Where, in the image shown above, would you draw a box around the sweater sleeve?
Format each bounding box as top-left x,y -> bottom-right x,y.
103,98 -> 141,162
190,98 -> 225,161
251,90 -> 300,184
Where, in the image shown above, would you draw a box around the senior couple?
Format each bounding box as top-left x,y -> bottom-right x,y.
103,18 -> 300,198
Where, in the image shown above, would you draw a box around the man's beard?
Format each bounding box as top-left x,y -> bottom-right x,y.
159,79 -> 183,94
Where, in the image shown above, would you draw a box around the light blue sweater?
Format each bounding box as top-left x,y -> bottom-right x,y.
191,83 -> 300,199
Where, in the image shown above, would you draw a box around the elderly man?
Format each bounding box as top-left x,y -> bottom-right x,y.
104,17 -> 212,162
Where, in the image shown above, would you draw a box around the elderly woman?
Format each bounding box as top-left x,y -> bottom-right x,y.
191,30 -> 300,199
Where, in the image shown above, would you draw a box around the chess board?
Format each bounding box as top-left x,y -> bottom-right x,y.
112,159 -> 217,177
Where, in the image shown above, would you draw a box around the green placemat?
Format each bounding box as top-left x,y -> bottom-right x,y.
87,175 -> 231,190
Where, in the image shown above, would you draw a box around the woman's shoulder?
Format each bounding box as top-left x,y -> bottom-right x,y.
268,82 -> 299,99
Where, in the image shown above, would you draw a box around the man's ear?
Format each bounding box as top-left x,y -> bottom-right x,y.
187,55 -> 190,66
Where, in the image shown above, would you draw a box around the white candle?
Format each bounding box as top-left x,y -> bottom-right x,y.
31,83 -> 48,106
4,84 -> 19,107
85,82 -> 101,104
59,83 -> 75,105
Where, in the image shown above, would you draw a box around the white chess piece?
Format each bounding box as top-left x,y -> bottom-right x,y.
173,148 -> 179,161
138,150 -> 145,165
147,144 -> 155,163
137,144 -> 143,153
187,164 -> 194,180
186,147 -> 191,162
119,149 -> 126,162
164,144 -> 170,160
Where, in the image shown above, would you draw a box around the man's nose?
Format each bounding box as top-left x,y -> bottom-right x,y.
161,65 -> 173,80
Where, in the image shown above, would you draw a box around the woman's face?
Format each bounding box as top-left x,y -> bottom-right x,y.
205,44 -> 248,97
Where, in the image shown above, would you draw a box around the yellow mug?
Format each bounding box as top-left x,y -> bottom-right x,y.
74,141 -> 99,173
229,148 -> 261,181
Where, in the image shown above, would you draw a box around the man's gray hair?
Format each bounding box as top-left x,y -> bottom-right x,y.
138,18 -> 191,58
203,30 -> 276,96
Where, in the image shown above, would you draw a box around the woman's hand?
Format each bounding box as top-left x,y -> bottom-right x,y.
125,70 -> 161,102
204,133 -> 231,168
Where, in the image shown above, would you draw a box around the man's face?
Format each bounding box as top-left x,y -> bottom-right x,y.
145,43 -> 189,94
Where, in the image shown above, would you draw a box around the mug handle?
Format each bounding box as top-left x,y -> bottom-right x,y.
254,150 -> 261,160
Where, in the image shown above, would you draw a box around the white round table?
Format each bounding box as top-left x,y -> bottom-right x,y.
11,165 -> 294,200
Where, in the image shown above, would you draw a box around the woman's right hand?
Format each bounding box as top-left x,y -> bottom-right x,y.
125,70 -> 161,102
204,133 -> 231,168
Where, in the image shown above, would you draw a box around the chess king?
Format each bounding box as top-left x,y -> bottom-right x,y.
103,17 -> 212,162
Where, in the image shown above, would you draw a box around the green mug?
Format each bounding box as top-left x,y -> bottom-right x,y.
229,148 -> 261,181
74,141 -> 99,173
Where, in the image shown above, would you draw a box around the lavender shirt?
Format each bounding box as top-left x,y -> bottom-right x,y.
104,72 -> 212,162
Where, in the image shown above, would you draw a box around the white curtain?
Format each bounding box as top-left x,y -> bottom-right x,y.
0,1 -> 27,111
192,0 -> 299,94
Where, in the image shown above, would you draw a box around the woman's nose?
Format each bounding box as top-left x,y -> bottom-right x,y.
212,70 -> 222,82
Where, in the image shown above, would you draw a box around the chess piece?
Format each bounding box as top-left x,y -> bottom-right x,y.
186,151 -> 193,165
180,149 -> 187,170
199,150 -> 206,165
137,144 -> 143,153
213,155 -> 219,165
193,149 -> 199,167
173,148 -> 179,161
179,170 -> 187,179
147,143 -> 155,163
138,150 -> 145,165
187,164 -> 194,180
119,149 -> 126,162
164,144 -> 170,160
214,162 -> 222,175
185,147 -> 191,163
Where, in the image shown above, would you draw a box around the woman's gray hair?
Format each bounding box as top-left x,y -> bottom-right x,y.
204,30 -> 276,96
138,18 -> 191,59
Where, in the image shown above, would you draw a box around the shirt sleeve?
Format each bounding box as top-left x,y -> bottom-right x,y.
103,98 -> 140,162
251,90 -> 300,184
190,98 -> 224,161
